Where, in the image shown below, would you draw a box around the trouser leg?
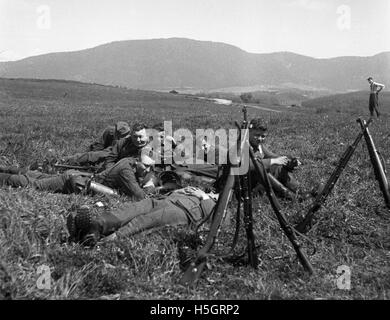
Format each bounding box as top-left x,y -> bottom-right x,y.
369,105 -> 374,117
248,162 -> 297,198
0,166 -> 24,174
0,173 -> 29,187
65,150 -> 109,166
174,164 -> 219,179
375,95 -> 380,117
32,175 -> 67,193
369,94 -> 379,117
269,164 -> 299,193
115,201 -> 188,237
97,198 -> 170,236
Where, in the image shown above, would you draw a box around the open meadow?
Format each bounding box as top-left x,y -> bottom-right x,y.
0,78 -> 389,300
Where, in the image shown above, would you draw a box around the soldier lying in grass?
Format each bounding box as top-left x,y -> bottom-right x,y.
60,121 -> 132,167
0,165 -> 92,194
172,118 -> 309,200
88,121 -> 131,151
67,186 -> 219,246
0,155 -> 156,199
93,155 -> 156,200
105,122 -> 151,170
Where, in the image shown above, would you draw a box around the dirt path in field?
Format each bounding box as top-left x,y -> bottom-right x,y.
234,103 -> 282,113
226,102 -> 282,113
185,95 -> 283,113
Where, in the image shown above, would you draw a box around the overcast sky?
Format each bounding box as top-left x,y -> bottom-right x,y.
0,0 -> 389,61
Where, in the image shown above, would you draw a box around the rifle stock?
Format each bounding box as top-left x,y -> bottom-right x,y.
180,109 -> 253,286
240,107 -> 258,268
179,166 -> 235,286
296,118 -> 373,233
54,163 -> 99,172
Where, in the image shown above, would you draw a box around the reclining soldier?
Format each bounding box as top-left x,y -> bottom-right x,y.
88,121 -> 131,151
62,121 -> 132,167
0,165 -> 92,194
105,122 -> 150,170
170,135 -> 227,185
93,154 -> 156,200
0,154 -> 156,198
188,118 -> 307,199
169,120 -> 299,197
67,186 -> 219,245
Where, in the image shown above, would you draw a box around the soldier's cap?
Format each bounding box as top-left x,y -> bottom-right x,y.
158,170 -> 182,187
249,118 -> 267,131
115,121 -> 131,137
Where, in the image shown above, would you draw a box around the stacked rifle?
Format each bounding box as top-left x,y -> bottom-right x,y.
180,107 -> 314,286
180,110 -> 389,286
296,118 -> 390,233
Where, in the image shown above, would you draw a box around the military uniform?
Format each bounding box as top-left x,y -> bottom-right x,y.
89,125 -> 116,151
88,121 -> 131,151
104,137 -> 147,170
0,166 -> 91,194
95,157 -> 147,201
63,122 -> 131,166
64,149 -> 111,166
251,144 -> 299,193
74,190 -> 216,239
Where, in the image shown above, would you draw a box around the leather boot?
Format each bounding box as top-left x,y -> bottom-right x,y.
67,205 -> 103,246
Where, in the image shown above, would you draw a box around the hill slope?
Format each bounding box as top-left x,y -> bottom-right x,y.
0,38 -> 389,91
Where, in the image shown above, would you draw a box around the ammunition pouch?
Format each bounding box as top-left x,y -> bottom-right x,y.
170,196 -> 214,228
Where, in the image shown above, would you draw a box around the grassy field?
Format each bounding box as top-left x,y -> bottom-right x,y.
0,78 -> 389,300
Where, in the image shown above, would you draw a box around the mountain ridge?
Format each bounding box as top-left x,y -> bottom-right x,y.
1,38 -> 389,91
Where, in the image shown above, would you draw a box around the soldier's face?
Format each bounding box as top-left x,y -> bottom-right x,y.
249,129 -> 267,147
131,129 -> 149,147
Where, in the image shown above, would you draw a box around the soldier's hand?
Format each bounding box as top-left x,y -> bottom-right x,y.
271,156 -> 289,166
181,186 -> 209,200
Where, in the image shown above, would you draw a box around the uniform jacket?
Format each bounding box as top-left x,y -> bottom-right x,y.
89,125 -> 116,151
167,193 -> 216,226
97,157 -> 146,201
105,137 -> 145,170
252,144 -> 279,170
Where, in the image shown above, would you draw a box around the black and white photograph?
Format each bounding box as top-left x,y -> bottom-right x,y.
0,0 -> 389,305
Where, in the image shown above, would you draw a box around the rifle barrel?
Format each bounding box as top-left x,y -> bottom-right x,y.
54,163 -> 97,171
296,118 -> 373,233
357,119 -> 390,208
249,148 -> 314,274
179,166 -> 236,286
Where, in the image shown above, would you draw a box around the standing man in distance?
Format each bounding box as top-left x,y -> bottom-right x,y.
367,77 -> 385,118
